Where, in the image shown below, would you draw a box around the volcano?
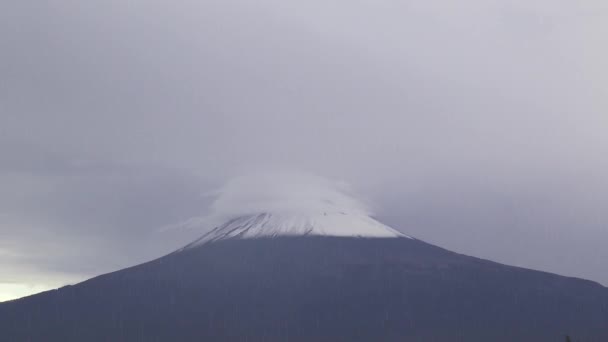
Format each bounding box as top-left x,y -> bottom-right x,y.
1,212 -> 607,341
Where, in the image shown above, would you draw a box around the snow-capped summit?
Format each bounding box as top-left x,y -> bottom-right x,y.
180,212 -> 411,249
170,171 -> 411,250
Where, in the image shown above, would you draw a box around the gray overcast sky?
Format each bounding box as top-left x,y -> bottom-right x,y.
1,0 -> 607,300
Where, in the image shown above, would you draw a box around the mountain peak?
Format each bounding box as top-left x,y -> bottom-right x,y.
180,212 -> 410,250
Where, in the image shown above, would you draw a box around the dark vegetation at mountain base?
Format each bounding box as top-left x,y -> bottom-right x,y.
1,237 -> 607,341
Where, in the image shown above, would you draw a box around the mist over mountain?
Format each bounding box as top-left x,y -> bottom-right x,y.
2,0 -> 608,298
1,1 -> 607,340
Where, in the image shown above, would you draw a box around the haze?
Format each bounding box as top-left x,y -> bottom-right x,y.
1,0 -> 607,301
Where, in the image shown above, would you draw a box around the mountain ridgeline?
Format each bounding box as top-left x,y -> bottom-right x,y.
1,213 -> 607,341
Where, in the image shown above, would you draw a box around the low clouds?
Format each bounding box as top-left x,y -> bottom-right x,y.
1,0 -> 607,300
166,170 -> 374,232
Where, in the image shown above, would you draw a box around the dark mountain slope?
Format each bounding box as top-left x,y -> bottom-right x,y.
1,237 -> 607,341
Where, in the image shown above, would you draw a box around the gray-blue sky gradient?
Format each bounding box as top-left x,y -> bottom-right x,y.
1,0 -> 607,300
